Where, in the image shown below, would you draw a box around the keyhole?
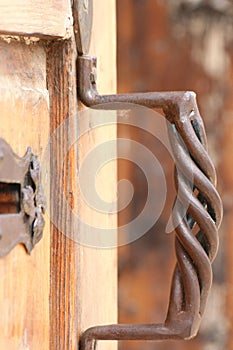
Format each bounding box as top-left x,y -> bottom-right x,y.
0,183 -> 21,214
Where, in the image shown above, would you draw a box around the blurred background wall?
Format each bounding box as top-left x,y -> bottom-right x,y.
117,1 -> 233,350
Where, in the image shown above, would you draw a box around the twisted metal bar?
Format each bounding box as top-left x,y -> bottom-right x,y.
77,56 -> 223,350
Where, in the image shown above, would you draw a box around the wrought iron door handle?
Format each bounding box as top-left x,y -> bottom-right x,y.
77,55 -> 223,350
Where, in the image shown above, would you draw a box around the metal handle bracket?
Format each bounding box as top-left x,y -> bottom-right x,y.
0,138 -> 46,258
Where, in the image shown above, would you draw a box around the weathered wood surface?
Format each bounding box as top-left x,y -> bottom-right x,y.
77,1 -> 118,350
0,0 -> 72,38
0,1 -> 117,349
48,0 -> 117,349
0,40 -> 50,350
47,39 -> 79,350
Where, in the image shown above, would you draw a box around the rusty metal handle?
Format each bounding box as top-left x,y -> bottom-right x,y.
77,56 -> 223,350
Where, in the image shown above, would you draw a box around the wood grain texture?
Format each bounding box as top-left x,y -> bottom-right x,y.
48,1 -> 117,349
0,0 -> 72,38
0,1 -> 117,349
47,39 -> 79,350
78,1 -> 117,350
0,40 -> 50,350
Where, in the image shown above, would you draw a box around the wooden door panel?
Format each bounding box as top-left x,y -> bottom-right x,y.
77,2 -> 117,349
0,40 -> 50,350
0,1 -> 117,349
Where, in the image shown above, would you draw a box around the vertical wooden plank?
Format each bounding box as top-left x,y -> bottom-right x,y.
47,39 -> 79,350
48,2 -> 117,350
78,1 -> 117,350
0,40 -> 50,350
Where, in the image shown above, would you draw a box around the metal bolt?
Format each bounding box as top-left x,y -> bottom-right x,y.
83,0 -> 88,10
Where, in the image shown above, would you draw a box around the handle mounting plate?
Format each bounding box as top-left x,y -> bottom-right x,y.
73,0 -> 93,55
0,138 -> 46,258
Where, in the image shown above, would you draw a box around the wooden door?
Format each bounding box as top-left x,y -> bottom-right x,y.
0,1 -> 117,349
117,1 -> 231,350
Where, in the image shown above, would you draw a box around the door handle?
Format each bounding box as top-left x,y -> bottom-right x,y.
74,1 -> 223,346
77,55 -> 223,350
